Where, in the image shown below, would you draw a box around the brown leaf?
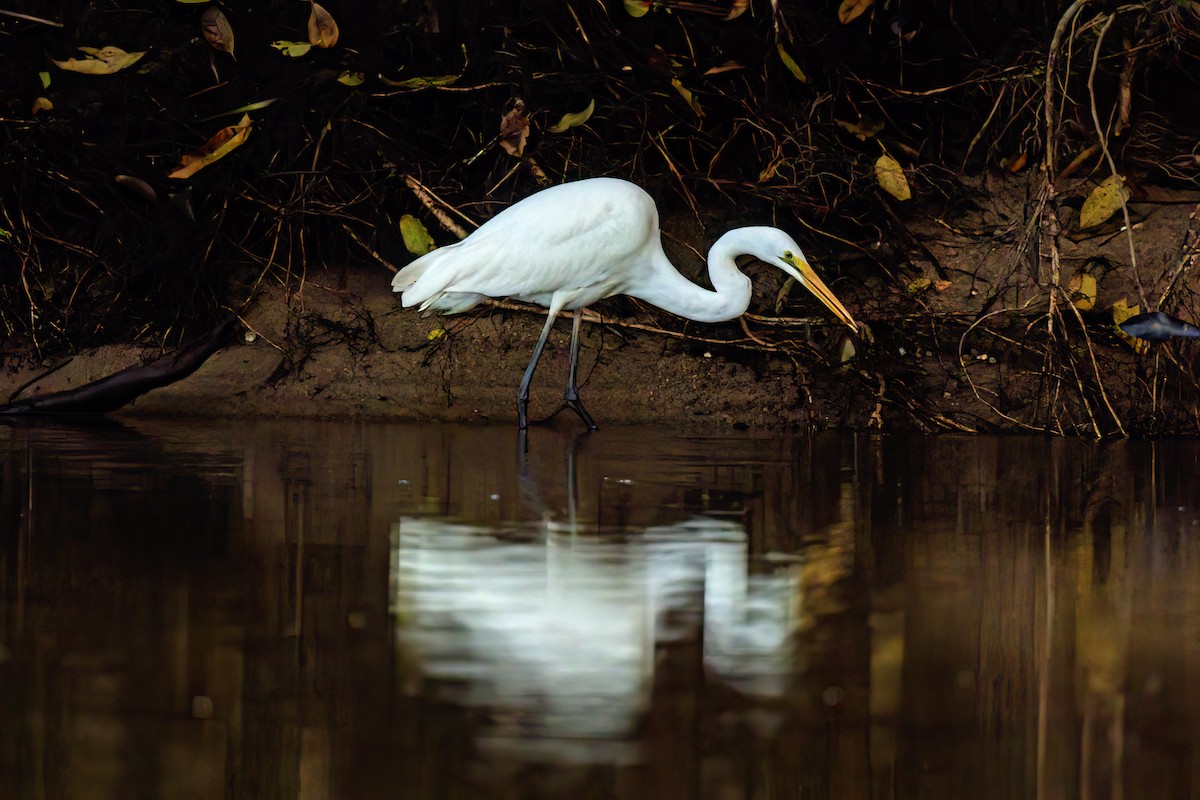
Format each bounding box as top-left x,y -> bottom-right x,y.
835,116 -> 883,140
308,2 -> 339,48
724,0 -> 749,20
838,0 -> 874,24
201,6 -> 235,59
115,174 -> 158,202
499,98 -> 528,157
168,113 -> 252,180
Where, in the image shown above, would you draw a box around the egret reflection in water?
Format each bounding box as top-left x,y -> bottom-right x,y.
390,512 -> 799,757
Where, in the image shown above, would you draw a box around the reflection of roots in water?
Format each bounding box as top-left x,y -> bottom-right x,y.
390,516 -> 799,758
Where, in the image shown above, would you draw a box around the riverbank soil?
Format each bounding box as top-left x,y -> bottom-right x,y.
2,2 -> 1199,434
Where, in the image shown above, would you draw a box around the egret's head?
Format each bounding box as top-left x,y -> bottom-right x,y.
754,229 -> 858,333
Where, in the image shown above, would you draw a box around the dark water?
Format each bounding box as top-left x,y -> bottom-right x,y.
2,420 -> 1199,799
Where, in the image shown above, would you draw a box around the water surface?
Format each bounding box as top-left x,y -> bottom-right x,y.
2,420 -> 1199,798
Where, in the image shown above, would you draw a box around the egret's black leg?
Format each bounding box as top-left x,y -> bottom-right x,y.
517,310 -> 560,429
565,311 -> 599,431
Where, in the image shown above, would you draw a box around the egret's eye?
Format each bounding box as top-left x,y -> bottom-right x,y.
784,250 -> 794,260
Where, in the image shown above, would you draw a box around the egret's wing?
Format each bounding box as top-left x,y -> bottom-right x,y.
403,180 -> 659,309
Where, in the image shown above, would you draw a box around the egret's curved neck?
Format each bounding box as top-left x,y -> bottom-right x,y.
628,229 -> 755,323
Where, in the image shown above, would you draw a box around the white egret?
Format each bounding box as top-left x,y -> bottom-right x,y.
392,177 -> 858,429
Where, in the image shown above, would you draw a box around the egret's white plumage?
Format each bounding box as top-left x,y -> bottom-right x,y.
392,177 -> 858,429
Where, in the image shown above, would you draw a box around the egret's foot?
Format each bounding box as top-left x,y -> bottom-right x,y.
565,395 -> 599,431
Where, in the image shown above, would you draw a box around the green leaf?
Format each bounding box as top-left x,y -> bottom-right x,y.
271,40 -> 312,57
400,214 -> 436,256
38,71 -> 51,89
548,98 -> 595,133
776,43 -> 807,83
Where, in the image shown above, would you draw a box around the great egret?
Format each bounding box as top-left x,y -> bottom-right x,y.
393,177 -> 858,429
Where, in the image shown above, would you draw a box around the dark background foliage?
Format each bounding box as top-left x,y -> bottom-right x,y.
1,0 -> 1197,356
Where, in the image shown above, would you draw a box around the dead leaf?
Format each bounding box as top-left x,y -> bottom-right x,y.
52,46 -> 145,75
671,78 -> 702,116
499,98 -> 528,157
1005,151 -> 1028,173
32,97 -> 53,114
624,0 -> 652,17
835,116 -> 884,139
703,61 -> 744,76
934,279 -> 952,291
838,336 -> 857,363
337,71 -> 365,86
548,99 -> 594,133
168,113 -> 251,180
1112,298 -> 1148,354
1079,174 -> 1129,229
875,153 -> 911,201
777,43 -> 807,83
1068,272 -> 1097,311
401,215 -> 436,256
838,0 -> 874,24
724,0 -> 750,20
271,40 -> 312,57
201,6 -> 235,59
115,174 -> 158,202
308,2 -> 339,48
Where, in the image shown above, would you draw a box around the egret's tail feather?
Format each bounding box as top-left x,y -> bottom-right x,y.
418,292 -> 487,314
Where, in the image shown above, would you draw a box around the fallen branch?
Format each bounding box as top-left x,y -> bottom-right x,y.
0,315 -> 239,414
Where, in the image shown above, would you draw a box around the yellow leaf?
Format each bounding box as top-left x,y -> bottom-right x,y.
271,40 -> 312,57
52,46 -> 145,75
400,214 -> 436,256
1079,174 -> 1129,229
31,97 -> 53,114
548,98 -> 595,133
38,71 -> 51,89
624,0 -> 652,17
1068,272 -> 1097,311
1111,298 -> 1147,355
838,0 -> 874,24
776,43 -> 807,83
427,326 -> 446,342
875,154 -> 911,201
168,114 -> 251,180
308,2 -> 339,48
838,335 -> 857,363
724,0 -> 750,20
906,277 -> 931,295
201,6 -> 235,59
337,71 -> 365,86
671,78 -> 702,116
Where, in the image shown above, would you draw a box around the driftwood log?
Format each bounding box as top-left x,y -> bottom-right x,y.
0,315 -> 239,414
